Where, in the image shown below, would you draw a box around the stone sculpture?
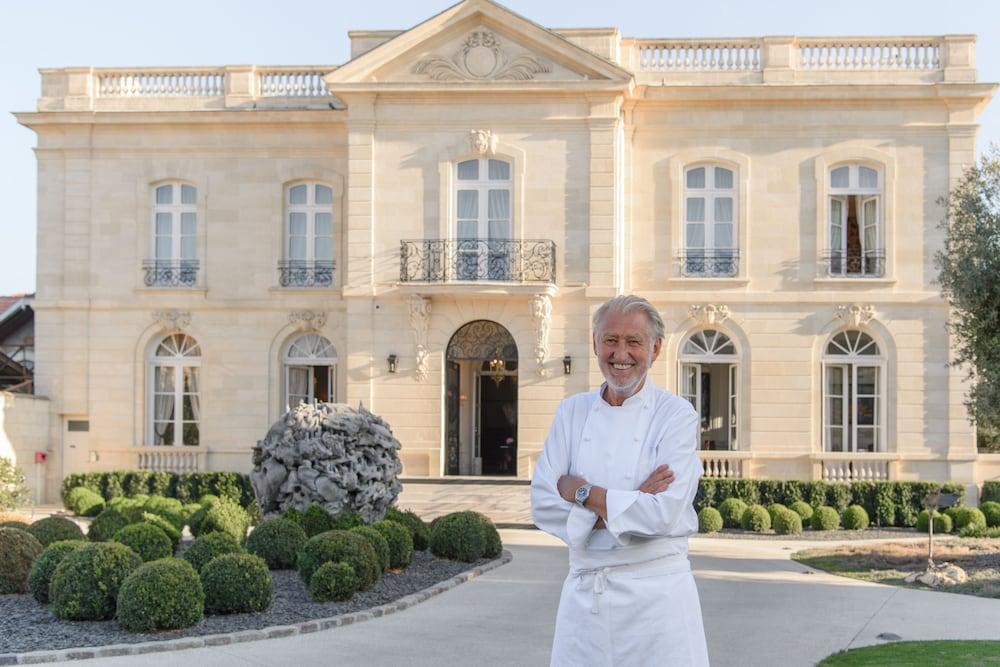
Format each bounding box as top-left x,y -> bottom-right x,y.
250,402 -> 403,524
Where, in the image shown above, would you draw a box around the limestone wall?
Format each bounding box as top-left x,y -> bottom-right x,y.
0,392 -> 51,504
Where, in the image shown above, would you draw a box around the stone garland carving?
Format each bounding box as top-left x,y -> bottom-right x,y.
152,310 -> 191,331
288,310 -> 327,333
251,402 -> 403,523
408,294 -> 431,382
835,304 -> 876,328
688,304 -> 730,326
468,129 -> 498,157
530,294 -> 552,376
413,30 -> 551,81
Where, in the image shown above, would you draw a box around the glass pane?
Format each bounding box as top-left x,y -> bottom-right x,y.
181,185 -> 196,205
155,236 -> 172,260
289,237 -> 307,260
488,159 -> 510,180
290,212 -> 307,235
180,212 -> 196,235
685,223 -> 705,248
714,223 -> 733,248
686,167 -> 705,189
857,366 -> 877,393
182,422 -> 199,447
714,167 -> 733,189
155,213 -> 172,235
827,366 -> 843,393
487,190 -> 509,220
315,213 -> 332,236
457,220 -> 477,239
714,197 -> 733,223
828,428 -> 844,452
155,366 -> 175,392
290,185 -> 308,205
183,395 -> 196,420
180,236 -> 196,260
183,367 -> 199,393
857,397 -> 876,426
488,220 -> 510,240
155,185 -> 173,205
831,166 -> 850,188
315,185 -> 333,204
830,397 -> 843,423
686,198 -> 705,222
457,190 -> 478,220
154,422 -> 174,446
457,160 -> 479,180
857,429 -> 875,452
314,238 -> 332,261
859,166 -> 878,188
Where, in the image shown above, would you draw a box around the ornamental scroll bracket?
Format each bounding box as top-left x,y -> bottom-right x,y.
835,303 -> 876,328
530,294 -> 552,377
412,30 -> 551,82
152,310 -> 191,331
688,304 -> 730,326
408,295 -> 432,382
288,310 -> 327,333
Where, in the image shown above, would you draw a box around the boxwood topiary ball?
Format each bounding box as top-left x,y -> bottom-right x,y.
773,508 -> 803,535
718,498 -> 748,529
113,523 -> 173,562
430,511 -> 487,563
182,532 -> 245,573
142,496 -> 186,529
916,509 -> 952,534
474,513 -> 503,559
698,507 -> 723,533
117,558 -> 204,632
842,505 -> 870,531
0,520 -> 30,530
373,520 -> 414,569
811,506 -> 841,531
201,553 -> 272,615
384,507 -> 431,551
980,501 -> 1000,528
66,487 -> 105,517
789,501 -> 814,522
766,503 -> 788,525
28,539 -> 87,603
0,527 -> 44,594
142,513 -> 181,551
88,508 -> 130,542
300,504 -> 335,538
308,561 -> 359,603
330,511 -> 364,531
26,517 -> 85,547
741,505 -> 771,532
197,501 -> 250,544
50,542 -> 142,620
297,530 -> 380,590
350,526 -> 391,571
246,518 -> 308,570
955,507 -> 987,532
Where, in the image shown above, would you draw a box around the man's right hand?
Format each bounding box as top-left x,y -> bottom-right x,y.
639,464 -> 674,494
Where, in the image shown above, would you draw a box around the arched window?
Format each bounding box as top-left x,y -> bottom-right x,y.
455,158 -> 512,280
679,329 -> 739,450
283,183 -> 334,287
150,183 -> 197,286
284,334 -> 337,409
823,330 -> 884,452
828,163 -> 882,277
683,165 -> 737,276
148,333 -> 201,446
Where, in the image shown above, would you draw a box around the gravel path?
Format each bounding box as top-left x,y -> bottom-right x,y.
697,527 -> 923,541
0,550 -> 488,655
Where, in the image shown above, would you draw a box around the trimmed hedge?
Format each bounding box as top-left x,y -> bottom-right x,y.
374,520 -> 414,569
982,481 -> 1000,504
308,561 -> 359,603
142,513 -> 182,551
0,527 -> 44,594
811,506 -> 841,531
300,504 -> 335,538
298,530 -> 381,590
331,511 -> 365,531
842,505 -> 870,531
201,553 -> 273,615
351,526 -> 391,571
26,517 -> 85,547
718,498 -> 748,529
197,500 -> 251,544
65,487 -> 105,517
28,540 -> 87,604
246,518 -> 308,570
766,503 -> 787,525
980,501 -> 1000,528
113,523 -> 173,562
789,501 -> 814,523
954,507 -> 987,532
61,471 -> 253,508
88,508 -> 130,543
741,505 -> 771,532
117,558 -> 204,632
183,532 -> 245,574
143,496 -> 186,529
429,511 -> 498,563
384,507 -> 431,551
698,507 -> 723,533
50,542 -> 142,620
773,509 -> 803,535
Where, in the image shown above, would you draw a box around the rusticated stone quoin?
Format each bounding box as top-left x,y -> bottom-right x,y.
251,403 -> 403,523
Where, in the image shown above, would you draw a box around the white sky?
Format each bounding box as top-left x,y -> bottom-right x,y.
1,0 -> 997,295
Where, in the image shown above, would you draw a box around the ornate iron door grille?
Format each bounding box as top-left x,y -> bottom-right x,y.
400,239 -> 555,283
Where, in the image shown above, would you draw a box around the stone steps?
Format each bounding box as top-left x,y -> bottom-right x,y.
395,480 -> 534,527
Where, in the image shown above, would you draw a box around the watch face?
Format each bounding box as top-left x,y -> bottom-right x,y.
575,485 -> 589,504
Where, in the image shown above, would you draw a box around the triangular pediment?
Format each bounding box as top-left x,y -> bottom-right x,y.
326,0 -> 632,90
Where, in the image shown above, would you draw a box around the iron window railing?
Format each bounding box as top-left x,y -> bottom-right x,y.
400,239 -> 556,283
142,260 -> 199,287
677,251 -> 740,277
821,250 -> 885,278
277,261 -> 335,287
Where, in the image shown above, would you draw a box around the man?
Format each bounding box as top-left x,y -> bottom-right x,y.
531,295 -> 709,666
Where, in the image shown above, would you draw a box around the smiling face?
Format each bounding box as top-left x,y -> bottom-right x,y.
593,309 -> 662,404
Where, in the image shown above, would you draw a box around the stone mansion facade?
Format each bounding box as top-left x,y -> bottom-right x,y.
13,0 -> 998,502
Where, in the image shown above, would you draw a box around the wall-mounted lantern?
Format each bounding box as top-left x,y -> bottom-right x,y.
387,354 -> 398,373
563,355 -> 572,375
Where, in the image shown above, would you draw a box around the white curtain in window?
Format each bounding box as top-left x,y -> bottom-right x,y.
862,198 -> 878,251
830,198 -> 843,251
686,197 -> 705,222
488,190 -> 510,240
457,190 -> 478,220
288,366 -> 309,401
184,367 -> 200,422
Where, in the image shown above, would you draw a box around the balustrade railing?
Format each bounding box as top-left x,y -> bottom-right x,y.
97,70 -> 226,97
797,38 -> 940,70
278,260 -> 335,287
820,456 -> 891,482
137,447 -> 203,473
400,239 -> 556,283
142,260 -> 199,287
698,451 -> 746,479
634,39 -> 761,72
821,249 -> 885,278
258,69 -> 331,97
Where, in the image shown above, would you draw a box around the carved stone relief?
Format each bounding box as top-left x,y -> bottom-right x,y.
688,304 -> 730,326
288,310 -> 328,333
152,310 -> 191,331
530,295 -> 552,376
413,30 -> 551,81
408,295 -> 432,382
835,303 -> 876,327
468,129 -> 498,157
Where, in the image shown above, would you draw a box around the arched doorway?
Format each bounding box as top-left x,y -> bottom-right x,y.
445,320 -> 518,476
678,329 -> 740,451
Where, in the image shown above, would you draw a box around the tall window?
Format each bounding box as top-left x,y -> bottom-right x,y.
455,158 -> 512,280
679,329 -> 739,451
823,330 -> 883,452
150,183 -> 198,286
284,183 -> 334,287
284,334 -> 337,410
828,164 -> 882,277
149,334 -> 201,446
684,165 -> 736,276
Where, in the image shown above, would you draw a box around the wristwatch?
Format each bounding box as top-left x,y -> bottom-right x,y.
574,483 -> 593,508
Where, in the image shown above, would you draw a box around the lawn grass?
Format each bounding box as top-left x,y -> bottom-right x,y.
820,640 -> 1000,666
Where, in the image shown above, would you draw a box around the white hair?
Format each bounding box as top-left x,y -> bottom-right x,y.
592,295 -> 665,342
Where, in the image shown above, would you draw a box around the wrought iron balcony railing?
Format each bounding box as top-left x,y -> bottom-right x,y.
278,260 -> 335,287
677,250 -> 740,277
821,250 -> 885,278
400,239 -> 556,283
142,260 -> 199,287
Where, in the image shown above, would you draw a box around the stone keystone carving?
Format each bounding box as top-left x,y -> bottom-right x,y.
468,129 -> 498,157
835,304 -> 876,327
152,310 -> 191,331
688,304 -> 730,326
408,294 -> 431,382
288,310 -> 327,333
413,30 -> 551,81
530,294 -> 552,376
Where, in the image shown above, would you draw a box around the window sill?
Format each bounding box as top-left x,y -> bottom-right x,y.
269,286 -> 343,297
134,287 -> 208,296
813,277 -> 896,286
665,276 -> 750,288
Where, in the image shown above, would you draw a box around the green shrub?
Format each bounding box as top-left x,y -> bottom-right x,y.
694,477 -> 716,511
0,527 -> 44,593
66,487 -> 105,517
0,457 -> 29,511
828,484 -> 852,514
807,481 -> 830,510
850,481 -> 877,521
895,484 -> 919,527
741,505 -> 771,532
430,511 -> 488,563
789,501 -> 814,522
475,513 -> 503,558
117,558 -> 204,632
757,480 -> 786,506
980,501 -> 1000,527
916,509 -> 952,534
181,503 -> 202,526
959,523 -> 988,538
766,503 -> 788,525
121,471 -> 154,498
308,561 -> 359,603
955,507 -> 987,532
0,520 -> 29,529
88,507 -> 130,542
301,504 -> 335,537
351,526 -> 391,571
142,512 -> 181,551
198,500 -> 250,544
26,516 -> 85,547
182,532 -> 245,573
842,505 -> 870,531
28,540 -> 87,603
113,523 -> 173,562
872,483 -> 896,527
143,496 -> 185,529
282,507 -> 303,526
811,506 -> 841,531
773,509 -> 803,535
374,520 -> 414,569
297,530 -> 380,590
718,498 -> 748,529
50,542 -> 142,620
201,553 -> 272,615
384,507 -> 431,551
698,507 -> 723,533
198,494 -> 222,507
109,495 -> 149,523
982,481 -> 1000,504
331,511 -> 364,531
246,518 -> 308,570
